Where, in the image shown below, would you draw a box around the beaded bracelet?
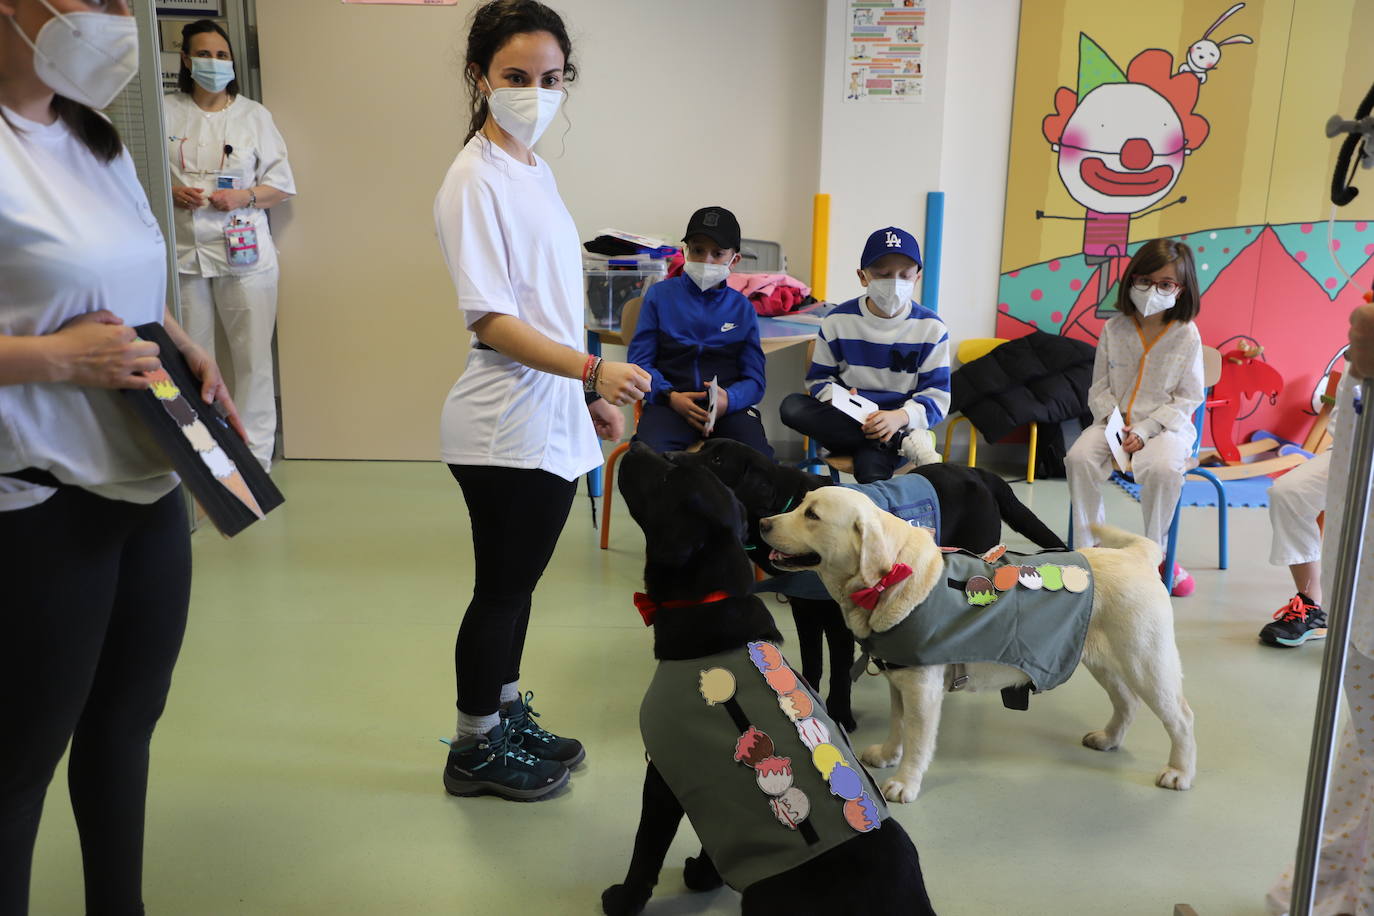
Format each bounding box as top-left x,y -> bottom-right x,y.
583,356 -> 603,393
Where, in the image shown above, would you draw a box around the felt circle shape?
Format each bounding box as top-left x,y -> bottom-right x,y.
812,743 -> 845,778
698,667 -> 736,705
748,641 -> 784,672
180,419 -> 216,452
1019,566 -> 1043,589
764,666 -> 798,694
795,717 -> 831,751
966,575 -> 998,606
993,565 -> 1021,591
1061,565 -> 1090,593
770,787 -> 810,829
844,794 -> 882,832
755,756 -> 794,796
1037,564 -> 1064,591
828,763 -> 863,800
778,689 -> 814,720
733,726 -> 775,766
202,445 -> 235,479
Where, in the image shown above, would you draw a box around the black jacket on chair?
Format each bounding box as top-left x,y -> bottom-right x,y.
949,332 -> 1097,479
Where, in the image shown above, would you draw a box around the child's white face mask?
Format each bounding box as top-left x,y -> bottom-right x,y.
1129,285 -> 1178,317
866,278 -> 913,317
684,260 -> 730,292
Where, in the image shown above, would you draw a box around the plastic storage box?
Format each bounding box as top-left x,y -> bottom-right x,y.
584,261 -> 668,330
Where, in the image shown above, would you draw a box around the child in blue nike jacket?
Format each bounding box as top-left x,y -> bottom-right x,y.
627,206 -> 772,456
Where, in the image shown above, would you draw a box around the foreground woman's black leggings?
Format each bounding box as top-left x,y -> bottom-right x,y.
0,487 -> 191,916
449,464 -> 577,717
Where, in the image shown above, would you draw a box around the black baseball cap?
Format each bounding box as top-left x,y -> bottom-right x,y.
682,206 -> 741,251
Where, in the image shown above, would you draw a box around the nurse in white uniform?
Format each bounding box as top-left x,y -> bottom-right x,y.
0,1 -> 241,911
165,19 -> 294,470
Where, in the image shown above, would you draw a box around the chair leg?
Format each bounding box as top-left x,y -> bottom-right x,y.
600,442 -> 629,550
1163,500 -> 1182,592
1190,468 -> 1229,571
1026,422 -> 1038,484
1066,506 -> 1074,549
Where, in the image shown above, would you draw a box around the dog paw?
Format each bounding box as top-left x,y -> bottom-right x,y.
1082,730 -> 1120,752
601,883 -> 651,916
881,777 -> 922,803
861,744 -> 901,768
1156,767 -> 1194,791
683,855 -> 724,892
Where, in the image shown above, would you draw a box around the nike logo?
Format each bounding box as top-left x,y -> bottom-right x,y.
720,323 -> 736,332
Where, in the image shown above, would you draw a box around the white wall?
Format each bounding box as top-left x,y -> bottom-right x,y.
817,0 -> 1019,344
937,0 -> 1021,346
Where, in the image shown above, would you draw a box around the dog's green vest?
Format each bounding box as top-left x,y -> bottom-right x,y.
859,550 -> 1094,692
640,642 -> 889,891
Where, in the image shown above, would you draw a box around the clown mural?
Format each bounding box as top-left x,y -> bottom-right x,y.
1036,34 -> 1209,312
996,1 -> 1374,451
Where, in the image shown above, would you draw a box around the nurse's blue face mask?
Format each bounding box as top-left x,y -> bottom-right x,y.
190,58 -> 234,93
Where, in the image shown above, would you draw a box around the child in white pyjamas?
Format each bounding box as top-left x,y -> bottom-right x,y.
1066,238 -> 1205,596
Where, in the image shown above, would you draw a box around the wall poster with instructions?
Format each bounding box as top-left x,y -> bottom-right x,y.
845,0 -> 925,104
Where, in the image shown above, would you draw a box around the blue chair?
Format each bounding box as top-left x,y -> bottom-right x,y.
1069,347 -> 1227,593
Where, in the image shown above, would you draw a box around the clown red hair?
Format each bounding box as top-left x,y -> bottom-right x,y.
1042,49 -> 1210,151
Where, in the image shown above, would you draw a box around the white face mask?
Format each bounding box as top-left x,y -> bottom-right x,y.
190,58 -> 234,93
482,76 -> 563,149
684,259 -> 731,292
865,277 -> 914,317
1130,285 -> 1179,317
8,0 -> 139,110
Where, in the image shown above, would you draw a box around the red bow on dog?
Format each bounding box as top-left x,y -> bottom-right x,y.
633,591 -> 731,626
849,563 -> 913,611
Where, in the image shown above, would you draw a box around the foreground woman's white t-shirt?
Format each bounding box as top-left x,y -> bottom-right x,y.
434,136 -> 600,481
0,108 -> 175,512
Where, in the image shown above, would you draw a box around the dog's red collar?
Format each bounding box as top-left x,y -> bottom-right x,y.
850,563 -> 913,611
633,590 -> 732,626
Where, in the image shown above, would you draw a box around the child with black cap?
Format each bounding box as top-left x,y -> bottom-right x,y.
627,206 -> 772,455
780,226 -> 948,483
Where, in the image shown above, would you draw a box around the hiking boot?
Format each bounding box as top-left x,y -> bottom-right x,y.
1159,561 -> 1195,597
442,719 -> 569,801
502,691 -> 586,768
1260,593 -> 1327,648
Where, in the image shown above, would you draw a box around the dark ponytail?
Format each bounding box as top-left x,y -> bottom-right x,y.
463,0 -> 576,143
51,96 -> 123,163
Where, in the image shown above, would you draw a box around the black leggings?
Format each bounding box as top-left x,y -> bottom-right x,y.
449,465 -> 577,717
0,487 -> 191,916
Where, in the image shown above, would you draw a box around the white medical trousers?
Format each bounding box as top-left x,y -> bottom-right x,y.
178,267 -> 279,469
1268,451 -> 1331,568
1066,423 -> 1193,548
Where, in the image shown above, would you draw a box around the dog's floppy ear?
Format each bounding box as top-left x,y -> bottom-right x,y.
854,504 -> 895,586
683,468 -> 749,542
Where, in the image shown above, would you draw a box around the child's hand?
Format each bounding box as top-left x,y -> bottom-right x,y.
863,409 -> 908,442
1122,429 -> 1145,453
669,390 -> 710,433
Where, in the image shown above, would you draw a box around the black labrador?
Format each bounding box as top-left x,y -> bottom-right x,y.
604,442 -> 935,916
667,438 -> 1066,731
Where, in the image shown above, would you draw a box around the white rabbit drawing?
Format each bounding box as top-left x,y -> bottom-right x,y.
1178,2 -> 1254,83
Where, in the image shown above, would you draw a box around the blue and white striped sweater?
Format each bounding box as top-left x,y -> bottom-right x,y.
805,297 -> 951,429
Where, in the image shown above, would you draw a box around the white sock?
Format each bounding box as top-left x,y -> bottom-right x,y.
499,681 -> 521,706
454,711 -> 500,744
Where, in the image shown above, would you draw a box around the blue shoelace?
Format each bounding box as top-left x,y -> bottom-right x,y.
507,691 -> 556,745
440,725 -> 541,769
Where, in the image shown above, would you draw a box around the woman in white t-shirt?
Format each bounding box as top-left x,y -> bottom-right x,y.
166,18 -> 295,470
0,1 -> 242,910
434,0 -> 650,802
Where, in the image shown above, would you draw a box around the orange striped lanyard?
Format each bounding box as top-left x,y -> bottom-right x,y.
1125,318 -> 1170,426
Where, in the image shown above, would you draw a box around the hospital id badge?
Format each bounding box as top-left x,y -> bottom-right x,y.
225,218 -> 259,268
215,174 -> 238,190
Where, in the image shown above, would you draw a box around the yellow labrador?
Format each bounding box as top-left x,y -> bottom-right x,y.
758,487 -> 1195,803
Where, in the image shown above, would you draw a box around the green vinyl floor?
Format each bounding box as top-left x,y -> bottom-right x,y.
27,459 -> 1328,915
